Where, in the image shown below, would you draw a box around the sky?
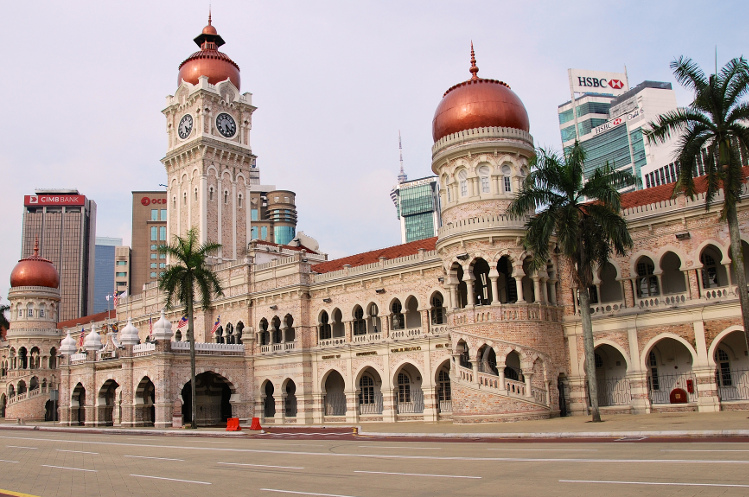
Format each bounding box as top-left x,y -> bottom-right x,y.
1,0 -> 747,302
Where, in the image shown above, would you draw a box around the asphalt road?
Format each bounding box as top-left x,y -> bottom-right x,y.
1,430 -> 749,497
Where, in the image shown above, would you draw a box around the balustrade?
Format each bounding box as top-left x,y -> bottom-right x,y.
318,337 -> 346,348
390,327 -> 422,340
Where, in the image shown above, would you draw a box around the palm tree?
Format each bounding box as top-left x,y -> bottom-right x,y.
0,303 -> 9,340
159,227 -> 223,429
646,56 -> 749,350
508,143 -> 634,422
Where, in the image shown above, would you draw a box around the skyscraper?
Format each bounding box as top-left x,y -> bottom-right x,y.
20,189 -> 96,321
93,237 -> 122,313
131,191 -> 167,294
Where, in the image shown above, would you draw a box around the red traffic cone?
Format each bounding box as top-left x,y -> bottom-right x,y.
250,417 -> 262,430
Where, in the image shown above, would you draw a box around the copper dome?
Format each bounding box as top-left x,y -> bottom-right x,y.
432,44 -> 529,142
177,16 -> 241,90
10,240 -> 59,289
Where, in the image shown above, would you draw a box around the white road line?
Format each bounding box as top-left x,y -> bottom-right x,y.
125,437 -> 160,441
487,448 -> 598,452
561,479 -> 749,488
357,445 -> 441,450
662,449 -> 749,452
218,462 -> 304,470
124,455 -> 185,462
56,449 -> 99,455
261,489 -> 360,497
4,435 -> 749,465
6,445 -> 37,450
131,474 -> 211,485
0,460 -> 19,464
355,470 -> 480,479
42,465 -> 96,472
615,437 -> 647,441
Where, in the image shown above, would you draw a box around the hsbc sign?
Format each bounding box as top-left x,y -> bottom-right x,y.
569,69 -> 628,96
24,195 -> 86,207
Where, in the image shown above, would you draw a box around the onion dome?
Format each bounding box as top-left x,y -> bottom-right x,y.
177,14 -> 241,90
432,43 -> 530,142
83,324 -> 103,351
119,318 -> 140,346
10,239 -> 59,289
152,310 -> 174,342
60,331 -> 77,356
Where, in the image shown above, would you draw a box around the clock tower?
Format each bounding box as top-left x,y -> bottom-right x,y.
162,15 -> 258,261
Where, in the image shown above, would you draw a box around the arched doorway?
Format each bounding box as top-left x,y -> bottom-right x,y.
394,363 -> 424,414
646,338 -> 696,404
357,368 -> 383,415
436,362 -> 452,414
594,344 -> 631,407
263,381 -> 275,418
71,383 -> 85,426
135,377 -> 156,427
284,380 -> 297,418
98,380 -> 119,426
323,370 -> 346,416
713,329 -> 749,401
181,372 -> 233,427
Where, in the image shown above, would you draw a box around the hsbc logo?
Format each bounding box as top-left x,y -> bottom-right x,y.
578,77 -> 625,90
141,197 -> 166,206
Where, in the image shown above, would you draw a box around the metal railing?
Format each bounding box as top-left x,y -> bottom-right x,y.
396,389 -> 424,414
324,392 -> 347,416
648,372 -> 698,404
439,400 -> 452,413
359,392 -> 383,415
596,376 -> 632,406
717,368 -> 749,401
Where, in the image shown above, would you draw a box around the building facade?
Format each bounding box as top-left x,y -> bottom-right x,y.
20,189 -> 96,321
3,21 -> 748,427
93,237 -> 122,314
130,191 -> 168,294
390,175 -> 441,244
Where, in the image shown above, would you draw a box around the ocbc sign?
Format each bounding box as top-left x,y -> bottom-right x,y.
141,197 -> 166,206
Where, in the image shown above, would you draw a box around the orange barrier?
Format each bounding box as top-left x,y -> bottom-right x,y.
226,417 -> 241,431
249,417 -> 262,430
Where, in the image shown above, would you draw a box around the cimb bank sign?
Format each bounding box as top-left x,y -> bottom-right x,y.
568,69 -> 629,96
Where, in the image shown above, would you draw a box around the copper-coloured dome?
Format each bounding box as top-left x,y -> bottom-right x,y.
432,44 -> 529,142
177,15 -> 241,90
10,240 -> 59,289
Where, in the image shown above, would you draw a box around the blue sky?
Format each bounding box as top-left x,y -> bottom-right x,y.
1,0 -> 747,302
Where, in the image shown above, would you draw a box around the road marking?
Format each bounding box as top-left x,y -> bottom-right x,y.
355,470 -> 480,479
261,489 -> 360,497
662,448 -> 749,452
218,462 -> 304,470
615,437 -> 647,441
357,445 -> 441,450
125,437 -> 160,441
41,465 -> 96,472
561,479 -> 749,488
131,474 -> 211,485
0,488 -> 41,497
6,446 -> 37,450
0,460 -> 19,464
56,449 -> 99,455
4,435 -> 749,465
124,455 -> 184,462
487,448 -> 597,452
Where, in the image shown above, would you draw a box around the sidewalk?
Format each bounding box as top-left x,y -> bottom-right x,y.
1,411 -> 747,439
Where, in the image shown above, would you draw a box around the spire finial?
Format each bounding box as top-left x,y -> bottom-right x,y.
469,41 -> 479,80
397,131 -> 407,184
208,5 -> 212,25
33,237 -> 39,257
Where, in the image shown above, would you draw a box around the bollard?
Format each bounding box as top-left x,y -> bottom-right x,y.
226,417 -> 241,431
250,417 -> 262,430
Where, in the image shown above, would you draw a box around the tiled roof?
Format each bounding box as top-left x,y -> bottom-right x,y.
620,168 -> 749,210
57,310 -> 117,329
311,237 -> 437,274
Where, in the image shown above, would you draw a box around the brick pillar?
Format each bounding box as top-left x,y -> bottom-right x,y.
422,384 -> 438,422
345,391 -> 359,424
694,367 -> 720,412
312,393 -> 324,424
382,389 -> 396,422
275,393 -> 285,424
626,372 -> 651,414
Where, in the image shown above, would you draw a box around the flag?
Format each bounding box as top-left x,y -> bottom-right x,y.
78,327 -> 85,348
210,316 -> 221,334
176,317 -> 188,329
111,322 -> 119,333
149,317 -> 153,337
113,290 -> 128,307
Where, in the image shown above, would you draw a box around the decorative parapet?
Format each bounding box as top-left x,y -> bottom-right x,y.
170,341 -> 245,355
133,343 -> 156,355
438,214 -> 529,238
622,187 -> 749,222
432,126 -> 534,157
313,250 -> 439,283
70,353 -> 86,364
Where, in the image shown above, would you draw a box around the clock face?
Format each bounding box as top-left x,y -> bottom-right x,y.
178,114 -> 193,140
216,113 -> 237,138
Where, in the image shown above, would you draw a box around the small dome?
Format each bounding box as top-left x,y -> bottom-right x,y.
177,16 -> 240,90
432,44 -> 529,142
152,311 -> 174,342
60,331 -> 77,356
83,324 -> 103,351
119,318 -> 140,346
10,240 -> 59,289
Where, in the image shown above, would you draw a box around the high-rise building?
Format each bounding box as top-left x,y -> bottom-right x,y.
558,70 -> 679,189
20,189 -> 96,321
389,133 -> 441,243
93,237 -> 122,313
131,191 -> 167,294
114,246 -> 131,295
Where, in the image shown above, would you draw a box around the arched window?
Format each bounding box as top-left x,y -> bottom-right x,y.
397,372 -> 411,403
224,191 -> 229,204
502,165 -> 512,193
478,165 -> 491,194
319,311 -> 331,340
359,375 -> 375,405
26,304 -> 34,318
238,194 -> 243,208
648,351 -> 660,390
716,349 -> 732,387
391,300 -> 404,330
431,294 -> 445,325
458,170 -> 468,197
209,187 -> 214,201
701,251 -> 720,288
437,368 -> 451,402
636,257 -> 659,297
183,192 -> 187,204
194,188 -> 198,201
353,307 -> 366,336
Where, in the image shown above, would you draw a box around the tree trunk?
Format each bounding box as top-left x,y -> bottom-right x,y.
578,286 -> 601,422
726,207 -> 749,353
187,297 -> 197,429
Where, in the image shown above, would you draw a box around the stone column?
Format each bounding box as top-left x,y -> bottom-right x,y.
448,284 -> 458,310
345,320 -> 353,342
463,273 -> 476,307
489,273 -> 500,306
420,309 -> 429,335
695,268 -> 705,297
312,393 -> 324,424
694,367 -> 721,412
625,371 -> 651,415
548,279 -> 558,305
514,267 -> 526,302
532,277 -> 542,304
524,372 -> 534,400
382,389 -> 397,422
345,391 -> 359,424
421,384 -> 438,422
275,393 -> 285,424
